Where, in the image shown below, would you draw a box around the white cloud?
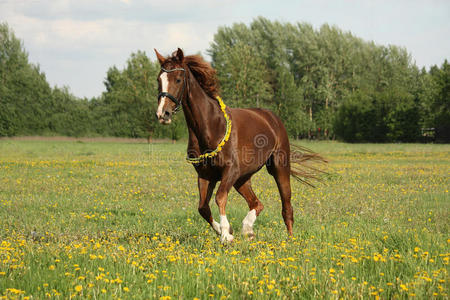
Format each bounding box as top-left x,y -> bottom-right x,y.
0,0 -> 449,98
4,4 -> 217,54
0,2 -> 220,97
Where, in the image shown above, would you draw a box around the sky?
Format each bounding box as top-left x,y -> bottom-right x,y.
1,0 -> 449,98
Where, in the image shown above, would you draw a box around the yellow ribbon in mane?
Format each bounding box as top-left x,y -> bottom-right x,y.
186,96 -> 232,164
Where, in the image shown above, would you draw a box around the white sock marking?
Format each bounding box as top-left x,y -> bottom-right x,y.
212,220 -> 221,234
220,215 -> 230,231
242,209 -> 256,235
242,209 -> 256,228
220,215 -> 233,243
156,72 -> 168,118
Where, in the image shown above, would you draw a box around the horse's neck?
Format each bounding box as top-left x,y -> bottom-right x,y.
182,74 -> 224,150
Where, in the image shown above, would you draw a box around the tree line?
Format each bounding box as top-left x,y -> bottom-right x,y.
0,19 -> 448,142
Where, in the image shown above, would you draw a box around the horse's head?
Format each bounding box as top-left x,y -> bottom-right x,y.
154,48 -> 186,125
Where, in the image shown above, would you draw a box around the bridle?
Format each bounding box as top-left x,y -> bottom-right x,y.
158,67 -> 186,113
157,64 -> 232,165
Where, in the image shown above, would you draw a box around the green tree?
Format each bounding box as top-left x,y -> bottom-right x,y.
428,60 -> 450,142
213,42 -> 273,108
48,87 -> 92,137
100,51 -> 180,139
1,20 -> 444,142
0,23 -> 52,136
209,17 -> 425,142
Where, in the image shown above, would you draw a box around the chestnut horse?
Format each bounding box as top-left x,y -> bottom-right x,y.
154,48 -> 325,243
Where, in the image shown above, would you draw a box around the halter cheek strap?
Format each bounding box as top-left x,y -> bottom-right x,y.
158,67 -> 186,112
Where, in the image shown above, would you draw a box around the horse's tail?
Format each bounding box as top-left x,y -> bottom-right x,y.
290,144 -> 328,187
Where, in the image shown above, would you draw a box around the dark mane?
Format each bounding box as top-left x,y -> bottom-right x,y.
166,52 -> 219,99
184,55 -> 220,98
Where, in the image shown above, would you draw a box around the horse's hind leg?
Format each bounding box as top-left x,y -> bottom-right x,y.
197,177 -> 220,235
234,178 -> 264,239
267,153 -> 294,236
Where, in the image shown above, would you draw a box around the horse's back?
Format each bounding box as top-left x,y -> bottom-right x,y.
229,107 -> 290,175
230,107 -> 289,144
231,106 -> 281,124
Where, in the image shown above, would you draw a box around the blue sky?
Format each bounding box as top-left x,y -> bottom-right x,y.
1,0 -> 449,98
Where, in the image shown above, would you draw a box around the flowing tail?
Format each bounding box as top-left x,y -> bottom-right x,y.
290,144 -> 328,187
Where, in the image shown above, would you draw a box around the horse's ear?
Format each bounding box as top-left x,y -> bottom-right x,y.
176,48 -> 184,62
154,49 -> 165,65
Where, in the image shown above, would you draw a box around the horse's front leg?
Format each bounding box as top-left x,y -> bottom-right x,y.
197,177 -> 220,234
215,169 -> 237,243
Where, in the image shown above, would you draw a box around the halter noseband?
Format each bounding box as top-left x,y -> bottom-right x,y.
158,67 -> 186,112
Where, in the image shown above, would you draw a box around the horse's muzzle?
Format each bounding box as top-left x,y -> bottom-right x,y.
157,110 -> 172,124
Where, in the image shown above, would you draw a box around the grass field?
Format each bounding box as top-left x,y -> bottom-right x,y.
0,140 -> 448,299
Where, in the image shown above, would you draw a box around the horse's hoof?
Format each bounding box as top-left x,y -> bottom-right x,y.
242,224 -> 255,240
220,234 -> 234,244
244,232 -> 255,240
212,221 -> 222,235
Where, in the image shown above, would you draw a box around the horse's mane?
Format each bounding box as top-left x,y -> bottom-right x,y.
166,52 -> 219,99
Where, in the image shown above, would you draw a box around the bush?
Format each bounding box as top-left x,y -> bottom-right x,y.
335,89 -> 421,143
335,92 -> 385,142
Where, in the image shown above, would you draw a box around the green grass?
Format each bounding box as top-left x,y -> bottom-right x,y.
0,140 -> 448,299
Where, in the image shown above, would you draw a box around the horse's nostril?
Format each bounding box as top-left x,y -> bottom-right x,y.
164,111 -> 171,117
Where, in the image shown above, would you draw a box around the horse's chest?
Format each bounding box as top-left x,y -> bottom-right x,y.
194,163 -> 223,181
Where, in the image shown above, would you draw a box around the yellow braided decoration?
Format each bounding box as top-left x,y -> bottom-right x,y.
186,96 -> 232,164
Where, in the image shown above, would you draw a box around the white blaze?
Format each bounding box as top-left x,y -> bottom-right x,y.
156,72 -> 168,118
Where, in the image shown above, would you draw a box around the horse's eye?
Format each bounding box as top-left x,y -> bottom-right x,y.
176,79 -> 181,83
